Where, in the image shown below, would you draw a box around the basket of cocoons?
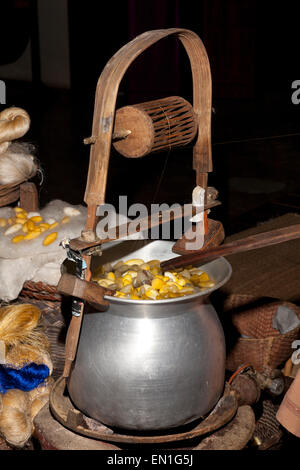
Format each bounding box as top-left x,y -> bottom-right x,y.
0,107 -> 38,207
0,303 -> 53,448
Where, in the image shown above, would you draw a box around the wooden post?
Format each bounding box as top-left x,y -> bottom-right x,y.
19,182 -> 39,212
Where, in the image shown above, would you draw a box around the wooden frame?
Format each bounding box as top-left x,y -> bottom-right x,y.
83,28 -> 212,238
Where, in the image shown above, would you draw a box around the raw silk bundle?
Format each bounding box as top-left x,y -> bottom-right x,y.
0,143 -> 37,185
0,363 -> 49,394
0,303 -> 49,353
0,303 -> 53,448
0,107 -> 37,185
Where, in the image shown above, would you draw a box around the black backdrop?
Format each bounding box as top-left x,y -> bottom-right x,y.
0,1 -> 299,220
67,1 -> 300,109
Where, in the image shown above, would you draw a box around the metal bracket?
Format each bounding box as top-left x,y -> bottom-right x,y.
60,239 -> 87,278
60,238 -> 96,317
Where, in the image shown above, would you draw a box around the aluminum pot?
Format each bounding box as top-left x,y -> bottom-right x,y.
67,240 -> 232,431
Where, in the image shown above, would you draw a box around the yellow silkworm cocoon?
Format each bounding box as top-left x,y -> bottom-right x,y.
15,214 -> 27,221
29,216 -> 43,223
159,284 -> 171,294
15,217 -> 27,225
48,222 -> 59,230
145,288 -> 159,299
199,280 -> 215,288
150,267 -> 160,275
42,232 -> 57,246
122,270 -> 137,278
38,223 -> 50,233
122,274 -> 132,286
11,234 -> 25,243
13,208 -> 28,217
140,263 -> 150,271
115,291 -> 127,298
137,284 -> 151,294
24,231 -> 41,240
61,216 -> 70,224
0,218 -> 7,227
199,272 -> 210,282
166,280 -> 183,290
175,275 -> 187,287
106,272 -> 115,281
4,223 -> 22,236
97,279 -> 115,288
13,207 -> 24,214
7,217 -> 15,225
151,278 -> 165,290
179,287 -> 195,295
148,260 -> 160,267
155,275 -> 169,282
124,259 -> 144,266
22,220 -> 35,233
164,271 -> 177,282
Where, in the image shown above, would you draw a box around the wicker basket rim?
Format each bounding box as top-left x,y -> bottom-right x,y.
236,324 -> 300,342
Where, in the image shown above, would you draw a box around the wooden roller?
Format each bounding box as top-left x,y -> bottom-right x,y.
113,96 -> 197,158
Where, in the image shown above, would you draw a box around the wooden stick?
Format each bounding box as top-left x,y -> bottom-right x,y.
161,224 -> 300,271
57,273 -> 113,310
19,182 -> 39,212
69,200 -> 221,252
84,129 -> 131,145
62,206 -> 99,378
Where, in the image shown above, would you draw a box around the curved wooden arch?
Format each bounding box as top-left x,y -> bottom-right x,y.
84,28 -> 212,209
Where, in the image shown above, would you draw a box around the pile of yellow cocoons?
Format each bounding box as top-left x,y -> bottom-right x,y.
0,206 -> 71,246
93,258 -> 215,300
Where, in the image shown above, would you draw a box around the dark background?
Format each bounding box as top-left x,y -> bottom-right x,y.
0,0 -> 299,235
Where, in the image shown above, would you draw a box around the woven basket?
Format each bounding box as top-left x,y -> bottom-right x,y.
18,279 -> 65,379
20,280 -> 62,303
224,295 -> 300,372
252,399 -> 283,450
0,179 -> 27,207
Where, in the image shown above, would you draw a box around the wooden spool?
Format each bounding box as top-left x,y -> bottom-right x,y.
113,96 -> 197,158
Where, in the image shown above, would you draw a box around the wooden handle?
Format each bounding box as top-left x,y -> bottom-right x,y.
57,273 -> 112,378
161,224 -> 300,271
69,199 -> 221,252
57,273 -> 111,311
62,316 -> 84,377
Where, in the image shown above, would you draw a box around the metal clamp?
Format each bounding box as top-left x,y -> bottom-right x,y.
60,239 -> 89,317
